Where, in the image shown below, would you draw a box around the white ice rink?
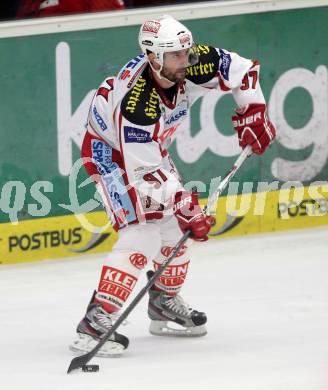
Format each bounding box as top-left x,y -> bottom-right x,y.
1,227 -> 328,390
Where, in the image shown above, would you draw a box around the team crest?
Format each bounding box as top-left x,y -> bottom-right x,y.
129,253 -> 147,269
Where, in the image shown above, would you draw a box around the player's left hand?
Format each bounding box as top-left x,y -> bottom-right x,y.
232,103 -> 276,155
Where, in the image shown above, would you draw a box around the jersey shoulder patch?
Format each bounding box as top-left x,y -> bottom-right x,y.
186,45 -> 220,84
121,68 -> 161,126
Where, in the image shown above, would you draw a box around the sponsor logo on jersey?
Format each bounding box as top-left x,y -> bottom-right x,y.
186,62 -> 215,77
127,65 -> 146,89
129,253 -> 147,269
142,20 -> 161,34
126,76 -> 147,114
124,126 -> 152,143
92,106 -> 107,131
101,266 -> 137,290
164,100 -> 188,126
144,87 -> 159,120
165,109 -> 187,125
101,170 -> 137,228
99,266 -> 138,306
119,55 -> 145,83
91,139 -> 113,175
125,54 -> 145,69
219,48 -> 232,81
119,69 -> 131,80
153,260 -> 190,287
192,44 -> 211,56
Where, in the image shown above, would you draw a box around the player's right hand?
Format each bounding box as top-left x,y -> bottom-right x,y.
173,191 -> 213,241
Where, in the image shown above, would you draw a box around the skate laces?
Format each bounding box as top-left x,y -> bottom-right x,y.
164,295 -> 193,317
111,311 -> 128,326
94,307 -> 113,329
94,306 -> 128,327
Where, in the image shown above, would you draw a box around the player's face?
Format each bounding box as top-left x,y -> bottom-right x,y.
161,49 -> 190,83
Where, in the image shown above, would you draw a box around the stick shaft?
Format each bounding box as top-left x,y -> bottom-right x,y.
205,145 -> 252,216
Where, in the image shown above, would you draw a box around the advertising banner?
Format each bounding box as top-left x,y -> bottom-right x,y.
0,211 -> 117,264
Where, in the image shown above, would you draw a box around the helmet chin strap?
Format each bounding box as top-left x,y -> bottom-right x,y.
149,59 -> 176,87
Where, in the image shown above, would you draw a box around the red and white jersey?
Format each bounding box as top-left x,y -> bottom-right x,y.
86,44 -> 265,210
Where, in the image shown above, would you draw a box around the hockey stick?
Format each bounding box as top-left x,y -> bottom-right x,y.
67,145 -> 252,374
204,145 -> 252,217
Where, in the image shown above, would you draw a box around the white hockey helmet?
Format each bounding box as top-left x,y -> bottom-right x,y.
138,15 -> 198,76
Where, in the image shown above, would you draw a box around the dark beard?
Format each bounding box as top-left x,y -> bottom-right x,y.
161,68 -> 186,83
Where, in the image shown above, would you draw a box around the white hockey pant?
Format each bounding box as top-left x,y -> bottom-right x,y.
95,216 -> 191,313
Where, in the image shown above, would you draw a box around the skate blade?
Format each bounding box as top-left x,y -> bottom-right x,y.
149,320 -> 207,337
69,333 -> 125,358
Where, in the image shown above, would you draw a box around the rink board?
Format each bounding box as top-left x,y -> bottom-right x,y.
0,212 -> 118,265
1,2 -> 328,264
1,184 -> 328,265
207,184 -> 328,238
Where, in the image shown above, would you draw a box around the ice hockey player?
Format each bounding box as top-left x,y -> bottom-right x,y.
70,15 -> 276,357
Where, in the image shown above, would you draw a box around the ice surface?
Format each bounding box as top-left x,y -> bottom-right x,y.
1,227 -> 328,390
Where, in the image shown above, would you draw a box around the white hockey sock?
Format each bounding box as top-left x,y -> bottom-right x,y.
153,243 -> 190,296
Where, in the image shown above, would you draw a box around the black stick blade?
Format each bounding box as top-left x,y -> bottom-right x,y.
67,352 -> 93,374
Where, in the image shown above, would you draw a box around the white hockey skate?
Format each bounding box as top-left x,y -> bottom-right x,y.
69,291 -> 129,357
147,271 -> 207,337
